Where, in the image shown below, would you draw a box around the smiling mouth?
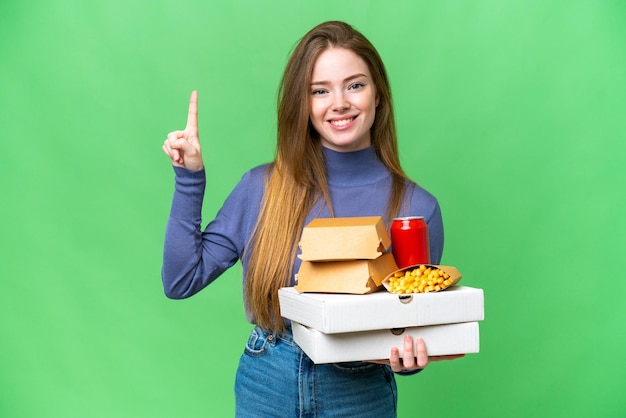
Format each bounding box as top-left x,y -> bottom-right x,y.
329,117 -> 356,127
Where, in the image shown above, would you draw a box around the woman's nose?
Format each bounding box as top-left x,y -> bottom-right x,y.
331,92 -> 349,111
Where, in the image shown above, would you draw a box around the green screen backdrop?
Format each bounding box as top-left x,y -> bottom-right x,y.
1,1 -> 625,417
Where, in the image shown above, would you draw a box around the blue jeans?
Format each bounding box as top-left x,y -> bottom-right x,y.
234,326 -> 398,417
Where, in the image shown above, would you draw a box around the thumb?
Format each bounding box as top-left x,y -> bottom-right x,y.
172,138 -> 199,155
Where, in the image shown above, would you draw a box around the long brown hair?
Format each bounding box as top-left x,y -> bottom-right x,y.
245,21 -> 411,333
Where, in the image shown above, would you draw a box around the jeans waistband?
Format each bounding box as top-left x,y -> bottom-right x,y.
254,324 -> 296,346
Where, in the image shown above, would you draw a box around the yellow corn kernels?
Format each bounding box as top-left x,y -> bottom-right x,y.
388,265 -> 454,294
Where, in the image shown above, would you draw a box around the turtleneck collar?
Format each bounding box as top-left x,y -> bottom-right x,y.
323,146 -> 390,187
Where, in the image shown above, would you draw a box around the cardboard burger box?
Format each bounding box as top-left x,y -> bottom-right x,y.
295,216 -> 398,294
298,216 -> 390,261
295,253 -> 397,294
278,285 -> 484,334
291,321 -> 480,364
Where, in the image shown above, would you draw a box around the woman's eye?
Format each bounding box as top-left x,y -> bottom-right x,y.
349,82 -> 364,90
311,89 -> 326,96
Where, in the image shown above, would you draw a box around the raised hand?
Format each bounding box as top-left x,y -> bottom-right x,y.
163,90 -> 204,171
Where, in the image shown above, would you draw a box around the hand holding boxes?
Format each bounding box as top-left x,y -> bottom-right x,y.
279,216 -> 485,364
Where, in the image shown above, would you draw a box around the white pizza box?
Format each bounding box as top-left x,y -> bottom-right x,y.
292,321 -> 480,364
278,285 -> 484,334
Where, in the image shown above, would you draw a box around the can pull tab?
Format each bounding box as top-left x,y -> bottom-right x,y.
398,295 -> 414,304
390,328 -> 406,336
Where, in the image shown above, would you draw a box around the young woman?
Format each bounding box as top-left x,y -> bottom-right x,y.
162,20 -> 462,417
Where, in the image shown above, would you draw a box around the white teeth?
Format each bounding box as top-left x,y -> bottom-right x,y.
330,117 -> 354,126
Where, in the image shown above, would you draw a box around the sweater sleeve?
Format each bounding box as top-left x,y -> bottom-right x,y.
403,184 -> 444,265
161,166 -> 252,299
425,200 -> 444,265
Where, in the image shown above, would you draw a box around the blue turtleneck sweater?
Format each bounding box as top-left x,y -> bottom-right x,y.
162,146 -> 444,314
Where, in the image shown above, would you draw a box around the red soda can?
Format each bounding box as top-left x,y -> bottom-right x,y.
390,216 -> 431,268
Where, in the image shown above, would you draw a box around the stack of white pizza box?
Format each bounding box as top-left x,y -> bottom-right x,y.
278,216 -> 484,364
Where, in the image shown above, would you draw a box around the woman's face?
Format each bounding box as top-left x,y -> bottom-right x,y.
309,47 -> 378,152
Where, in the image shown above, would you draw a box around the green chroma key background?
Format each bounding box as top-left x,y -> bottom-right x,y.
1,1 -> 624,416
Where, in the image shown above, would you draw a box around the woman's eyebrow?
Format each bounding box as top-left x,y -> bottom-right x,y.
311,73 -> 368,86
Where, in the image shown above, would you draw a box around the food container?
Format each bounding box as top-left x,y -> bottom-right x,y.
382,264 -> 463,294
291,321 -> 480,364
278,285 -> 484,333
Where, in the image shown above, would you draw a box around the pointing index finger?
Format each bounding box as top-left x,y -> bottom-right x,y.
186,90 -> 198,132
